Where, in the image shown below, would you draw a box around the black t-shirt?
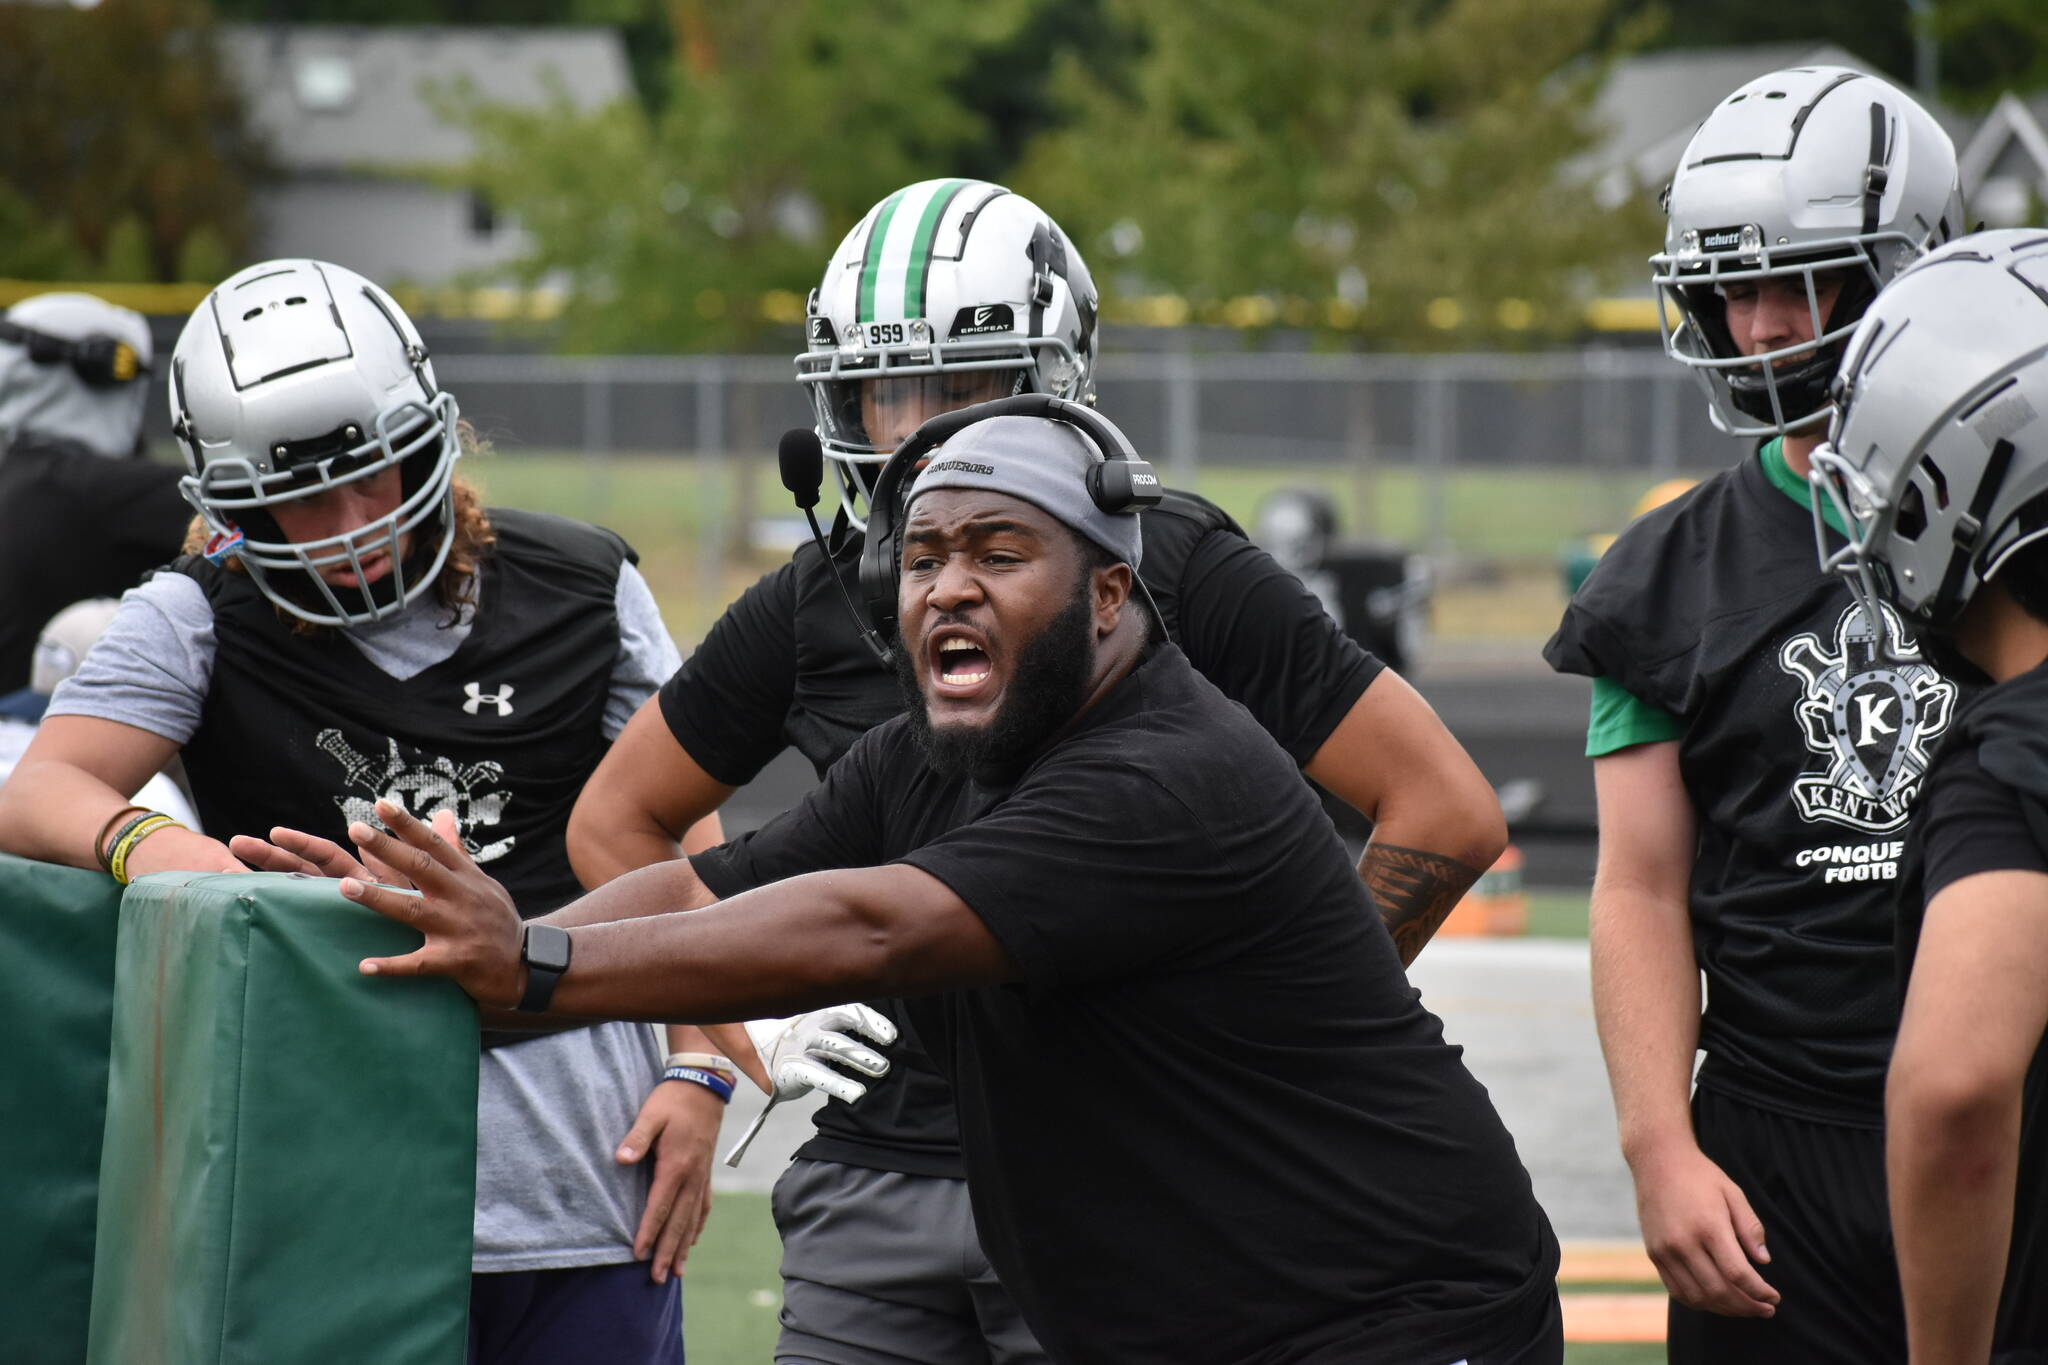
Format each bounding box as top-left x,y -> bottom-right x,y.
691,646 -> 1556,1365
0,433 -> 191,692
1900,660 -> 2048,1358
667,492 -> 1385,1176
1546,455 -> 1965,1125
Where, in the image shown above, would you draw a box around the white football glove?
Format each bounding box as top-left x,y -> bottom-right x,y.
723,1004 -> 900,1168
747,1004 -> 899,1105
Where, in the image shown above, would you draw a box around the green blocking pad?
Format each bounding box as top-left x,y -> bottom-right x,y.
0,853 -> 127,1365
90,872 -> 479,1365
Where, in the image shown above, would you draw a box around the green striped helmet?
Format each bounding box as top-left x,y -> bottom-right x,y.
797,179 -> 1098,530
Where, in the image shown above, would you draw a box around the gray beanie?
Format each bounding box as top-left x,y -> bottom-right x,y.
905,415 -> 1142,568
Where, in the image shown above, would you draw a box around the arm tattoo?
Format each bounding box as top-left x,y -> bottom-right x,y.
1359,841 -> 1484,967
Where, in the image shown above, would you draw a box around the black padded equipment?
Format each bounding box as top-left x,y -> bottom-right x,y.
0,318 -> 147,388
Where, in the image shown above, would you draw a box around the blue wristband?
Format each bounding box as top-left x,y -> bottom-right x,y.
663,1065 -> 735,1103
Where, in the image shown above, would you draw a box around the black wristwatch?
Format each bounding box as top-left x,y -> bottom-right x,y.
517,924 -> 572,1013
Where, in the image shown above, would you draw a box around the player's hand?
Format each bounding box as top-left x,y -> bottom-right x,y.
617,1077 -> 725,1284
124,824 -> 247,879
750,1004 -> 898,1104
1631,1140 -> 1778,1317
229,823 -> 414,889
344,798 -> 524,1008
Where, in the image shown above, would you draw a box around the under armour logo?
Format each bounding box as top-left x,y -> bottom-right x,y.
975,305 -> 994,326
462,682 -> 515,717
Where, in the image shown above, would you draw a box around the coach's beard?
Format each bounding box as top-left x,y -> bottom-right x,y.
895,580 -> 1097,785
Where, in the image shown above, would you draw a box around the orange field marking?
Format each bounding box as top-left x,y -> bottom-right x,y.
1560,1292 -> 1667,1343
1557,1240 -> 1657,1283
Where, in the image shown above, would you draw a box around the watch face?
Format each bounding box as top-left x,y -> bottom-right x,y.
524,924 -> 571,973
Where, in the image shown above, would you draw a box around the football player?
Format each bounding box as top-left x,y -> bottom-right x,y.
1544,67 -> 1966,1362
567,178 -> 1509,1363
1811,227 -> 2048,1365
0,292 -> 189,692
0,260 -> 705,1364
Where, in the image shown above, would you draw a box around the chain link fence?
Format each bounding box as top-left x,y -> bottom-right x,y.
409,348 -> 1751,646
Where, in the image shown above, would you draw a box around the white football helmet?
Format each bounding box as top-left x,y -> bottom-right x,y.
169,260 -> 460,628
1813,231 -> 2048,646
1652,66 -> 1964,438
796,179 -> 1099,528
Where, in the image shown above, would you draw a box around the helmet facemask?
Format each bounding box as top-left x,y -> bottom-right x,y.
1656,239 -> 1892,438
183,392 -> 461,628
799,344 -> 1037,526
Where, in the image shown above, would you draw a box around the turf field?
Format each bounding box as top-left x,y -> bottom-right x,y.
683,1192 -> 1670,1363
462,451 -> 1701,646
1525,890 -> 1595,938
680,893 -> 1673,1363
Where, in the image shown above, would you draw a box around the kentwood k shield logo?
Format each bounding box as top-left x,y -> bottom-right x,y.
1779,603 -> 1957,833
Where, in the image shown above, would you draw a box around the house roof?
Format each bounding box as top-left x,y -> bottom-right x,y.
1574,42 -> 1970,198
1960,90 -> 2048,194
220,24 -> 634,173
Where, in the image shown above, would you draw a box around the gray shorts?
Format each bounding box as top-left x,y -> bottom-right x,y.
770,1157 -> 1048,1365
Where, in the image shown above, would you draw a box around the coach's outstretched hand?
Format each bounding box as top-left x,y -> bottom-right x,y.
336,797 -> 526,1008
230,820 -> 414,889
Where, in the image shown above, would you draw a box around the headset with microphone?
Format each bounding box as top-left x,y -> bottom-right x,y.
858,392 -> 1163,646
780,394 -> 1165,665
0,318 -> 149,388
780,425 -> 895,666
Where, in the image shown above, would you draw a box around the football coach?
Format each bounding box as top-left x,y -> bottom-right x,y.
245,402 -> 1563,1365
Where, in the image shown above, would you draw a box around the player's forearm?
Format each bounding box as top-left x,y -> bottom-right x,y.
539,856 -> 722,930
667,1019 -> 769,1090
0,759 -> 139,869
1302,671 -> 1505,962
567,794 -> 684,889
541,867 -> 1006,1025
1889,1058 -> 2020,1363
1589,873 -> 1704,1165
1358,838 -> 1485,967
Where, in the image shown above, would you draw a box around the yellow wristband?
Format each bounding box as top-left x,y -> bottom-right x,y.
110,815 -> 182,885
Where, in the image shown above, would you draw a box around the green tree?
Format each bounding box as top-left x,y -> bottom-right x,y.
1011,0 -> 1661,345
0,185 -> 88,281
1609,0 -> 2048,111
176,225 -> 235,285
0,0 -> 261,283
1928,0 -> 2048,105
99,216 -> 157,284
453,0 -> 1031,350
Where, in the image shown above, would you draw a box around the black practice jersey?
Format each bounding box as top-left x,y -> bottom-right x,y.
178,508 -> 628,917
692,646 -> 1557,1365
0,435 -> 190,692
1546,455 -> 1964,1125
667,491 -> 1384,1176
1901,660 -> 2048,1357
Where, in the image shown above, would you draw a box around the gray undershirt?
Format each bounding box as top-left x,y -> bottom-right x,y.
51,562 -> 686,1272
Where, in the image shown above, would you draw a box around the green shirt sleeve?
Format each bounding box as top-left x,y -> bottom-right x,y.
1586,674 -> 1684,757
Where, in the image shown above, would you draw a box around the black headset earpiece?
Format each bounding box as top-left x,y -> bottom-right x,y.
856,393 -> 1162,645
0,319 -> 148,387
